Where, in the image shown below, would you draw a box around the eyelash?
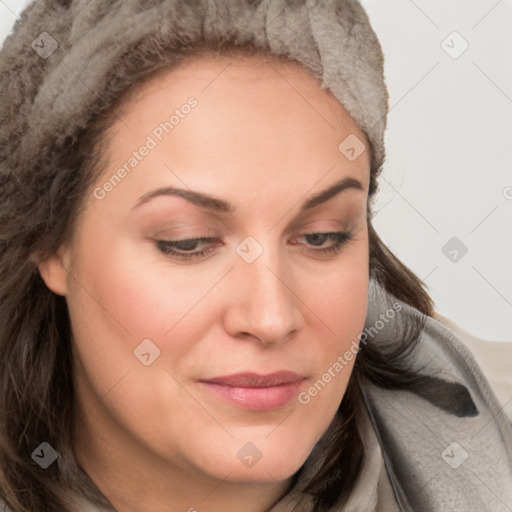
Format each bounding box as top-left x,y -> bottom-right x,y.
155,231 -> 353,260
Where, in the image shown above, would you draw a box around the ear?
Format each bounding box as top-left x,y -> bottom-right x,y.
36,246 -> 70,296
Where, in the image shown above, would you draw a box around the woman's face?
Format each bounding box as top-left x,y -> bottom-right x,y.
39,53 -> 370,497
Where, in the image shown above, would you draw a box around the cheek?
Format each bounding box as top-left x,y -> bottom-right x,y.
299,234 -> 369,339
67,232 -> 213,343
295,239 -> 369,413
64,231 -> 232,411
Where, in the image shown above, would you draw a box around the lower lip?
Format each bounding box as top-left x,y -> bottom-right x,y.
199,380 -> 304,411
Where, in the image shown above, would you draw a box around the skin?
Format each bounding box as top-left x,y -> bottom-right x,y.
38,52 -> 371,512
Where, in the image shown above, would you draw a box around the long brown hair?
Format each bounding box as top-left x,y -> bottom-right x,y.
0,38 -> 434,511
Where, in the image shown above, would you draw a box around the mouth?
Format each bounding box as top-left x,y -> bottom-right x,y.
198,371 -> 306,411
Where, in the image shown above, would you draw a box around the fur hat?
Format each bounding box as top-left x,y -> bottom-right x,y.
0,0 -> 389,180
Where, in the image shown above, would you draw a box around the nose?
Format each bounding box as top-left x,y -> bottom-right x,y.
223,245 -> 304,347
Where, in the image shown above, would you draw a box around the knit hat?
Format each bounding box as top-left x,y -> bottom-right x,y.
0,0 -> 389,182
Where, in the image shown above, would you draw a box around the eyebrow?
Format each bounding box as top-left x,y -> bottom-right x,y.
131,176 -> 364,214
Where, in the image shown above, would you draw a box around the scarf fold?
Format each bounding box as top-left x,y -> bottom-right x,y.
359,279 -> 512,511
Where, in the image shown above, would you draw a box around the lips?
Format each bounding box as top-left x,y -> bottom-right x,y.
198,371 -> 306,411
202,371 -> 305,388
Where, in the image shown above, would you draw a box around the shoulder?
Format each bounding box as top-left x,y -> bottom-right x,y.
433,312 -> 512,423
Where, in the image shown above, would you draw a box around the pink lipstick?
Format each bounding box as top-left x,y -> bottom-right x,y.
198,371 -> 305,410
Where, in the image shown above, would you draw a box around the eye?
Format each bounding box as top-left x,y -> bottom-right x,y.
156,237 -> 219,260
291,231 -> 353,256
155,231 -> 353,261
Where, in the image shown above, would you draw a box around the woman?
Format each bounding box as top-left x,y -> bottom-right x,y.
0,1 -> 510,511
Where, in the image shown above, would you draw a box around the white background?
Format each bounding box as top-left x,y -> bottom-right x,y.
1,0 -> 511,341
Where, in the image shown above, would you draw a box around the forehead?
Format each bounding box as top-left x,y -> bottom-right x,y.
90,49 -> 371,214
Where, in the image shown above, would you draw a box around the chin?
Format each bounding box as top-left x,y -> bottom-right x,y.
210,459 -> 305,485
189,434 -> 315,485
